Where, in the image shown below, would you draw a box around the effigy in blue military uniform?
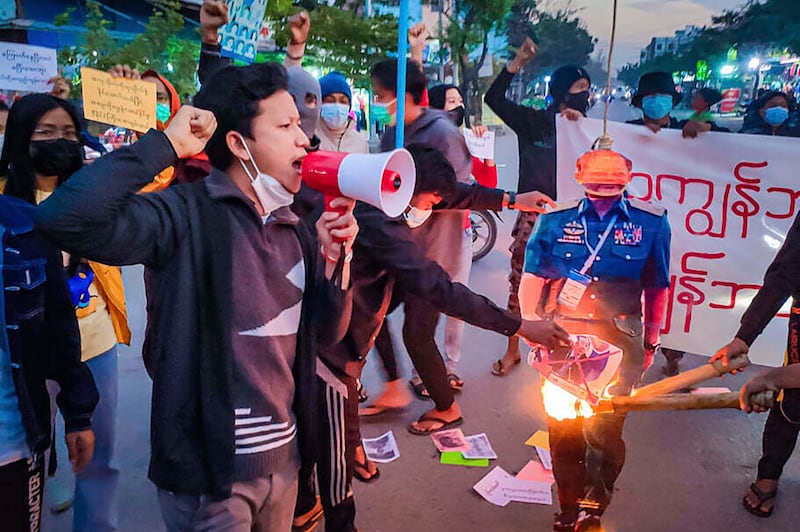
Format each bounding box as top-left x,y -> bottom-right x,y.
519,149 -> 672,531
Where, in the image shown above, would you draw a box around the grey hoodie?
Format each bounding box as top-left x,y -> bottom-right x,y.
381,109 -> 472,276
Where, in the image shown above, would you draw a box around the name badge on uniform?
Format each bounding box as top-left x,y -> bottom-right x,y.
558,269 -> 591,310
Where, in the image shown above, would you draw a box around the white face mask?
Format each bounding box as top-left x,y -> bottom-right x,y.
320,103 -> 350,130
404,206 -> 433,228
236,135 -> 294,216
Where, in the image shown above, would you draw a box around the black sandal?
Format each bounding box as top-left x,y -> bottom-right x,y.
743,482 -> 777,517
409,379 -> 431,400
447,373 -> 464,390
353,450 -> 381,483
492,357 -> 521,376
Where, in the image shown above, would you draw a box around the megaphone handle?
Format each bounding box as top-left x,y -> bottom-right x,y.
324,195 -> 348,243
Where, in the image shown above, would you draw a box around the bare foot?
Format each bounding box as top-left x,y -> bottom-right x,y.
744,479 -> 778,515
408,402 -> 462,434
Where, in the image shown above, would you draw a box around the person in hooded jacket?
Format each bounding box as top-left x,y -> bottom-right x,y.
484,37 -> 588,378
1,94 -> 128,532
317,72 -> 368,154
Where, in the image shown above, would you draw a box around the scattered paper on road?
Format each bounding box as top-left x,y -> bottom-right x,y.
431,428 -> 471,453
362,431 -> 400,464
524,430 -> 550,450
463,128 -> 495,160
516,460 -> 555,484
473,466 -> 553,506
473,466 -> 512,506
462,433 -> 497,460
441,451 -> 489,467
535,446 -> 553,471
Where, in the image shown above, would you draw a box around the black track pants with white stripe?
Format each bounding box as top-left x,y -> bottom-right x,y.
297,365 -> 359,532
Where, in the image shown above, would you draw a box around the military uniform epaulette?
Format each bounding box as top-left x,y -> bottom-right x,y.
628,198 -> 666,217
548,199 -> 581,214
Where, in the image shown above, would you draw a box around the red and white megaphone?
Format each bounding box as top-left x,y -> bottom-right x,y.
302,149 -> 416,218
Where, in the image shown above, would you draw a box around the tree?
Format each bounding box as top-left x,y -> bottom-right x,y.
55,0 -> 200,99
442,0 -> 515,122
503,0 -> 596,103
621,0 -> 800,88
269,3 -> 398,88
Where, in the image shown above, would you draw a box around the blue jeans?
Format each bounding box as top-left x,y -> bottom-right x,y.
73,346 -> 119,532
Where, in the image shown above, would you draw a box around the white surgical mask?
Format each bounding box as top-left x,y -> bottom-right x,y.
320,103 -> 350,130
404,206 -> 433,228
236,135 -> 294,216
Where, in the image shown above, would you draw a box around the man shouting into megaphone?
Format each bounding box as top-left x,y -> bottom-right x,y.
34,63 -> 359,531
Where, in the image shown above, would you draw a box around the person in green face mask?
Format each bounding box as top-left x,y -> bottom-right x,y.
141,70 -> 180,130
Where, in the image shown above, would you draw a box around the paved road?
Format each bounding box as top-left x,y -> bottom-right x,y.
43,120 -> 796,532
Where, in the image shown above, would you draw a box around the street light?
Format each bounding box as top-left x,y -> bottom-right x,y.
748,57 -> 761,70
720,64 -> 735,76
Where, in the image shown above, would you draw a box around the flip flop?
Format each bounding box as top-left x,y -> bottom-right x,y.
353,454 -> 381,483
409,379 -> 431,400
407,413 -> 464,435
743,482 -> 777,518
359,403 -> 407,417
492,357 -> 521,376
447,373 -> 464,391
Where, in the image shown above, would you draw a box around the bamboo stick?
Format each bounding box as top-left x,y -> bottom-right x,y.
631,354 -> 751,399
597,390 -> 775,414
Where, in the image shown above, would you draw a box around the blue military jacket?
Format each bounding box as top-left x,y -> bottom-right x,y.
524,195 -> 671,318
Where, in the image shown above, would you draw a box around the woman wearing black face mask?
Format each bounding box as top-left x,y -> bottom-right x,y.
2,93 -> 131,532
1,94 -> 84,203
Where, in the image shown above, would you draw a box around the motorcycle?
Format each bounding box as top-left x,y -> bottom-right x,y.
470,209 -> 500,262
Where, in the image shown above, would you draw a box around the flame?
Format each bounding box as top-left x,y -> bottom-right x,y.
541,379 -> 594,420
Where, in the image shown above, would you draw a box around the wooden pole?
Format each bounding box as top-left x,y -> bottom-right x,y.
631,354 -> 751,399
598,390 -> 775,414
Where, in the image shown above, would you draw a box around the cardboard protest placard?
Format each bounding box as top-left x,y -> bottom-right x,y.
220,0 -> 269,64
81,67 -> 156,132
0,42 -> 58,92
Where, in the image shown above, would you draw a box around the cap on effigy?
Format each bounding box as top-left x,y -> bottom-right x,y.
574,149 -> 632,186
